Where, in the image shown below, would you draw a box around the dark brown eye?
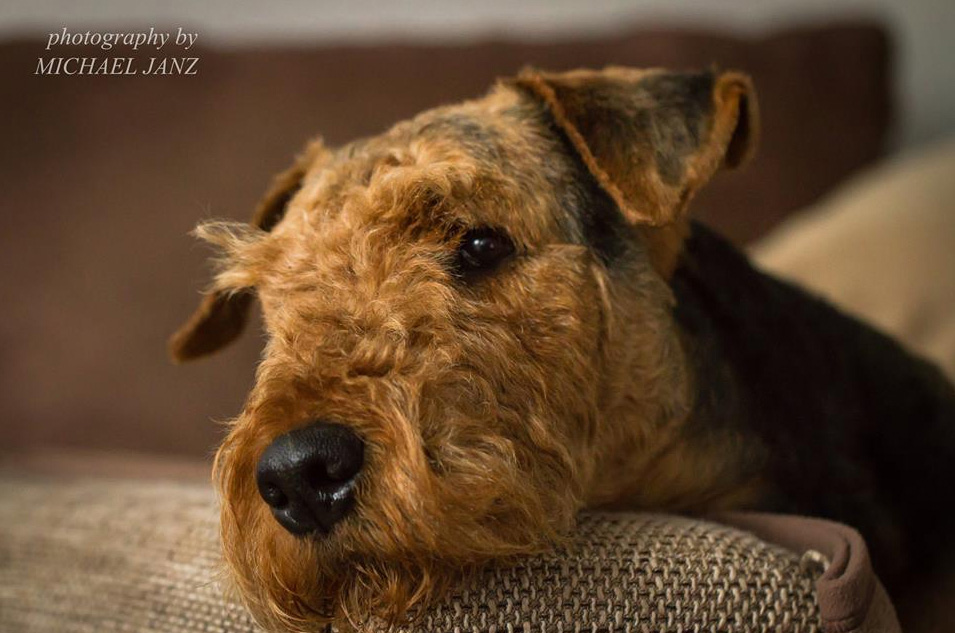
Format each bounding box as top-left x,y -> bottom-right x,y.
455,227 -> 515,275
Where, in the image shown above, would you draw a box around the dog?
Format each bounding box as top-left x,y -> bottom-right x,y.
170,66 -> 955,631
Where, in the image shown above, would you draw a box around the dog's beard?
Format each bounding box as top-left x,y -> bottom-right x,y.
217,522 -> 455,632
214,419 -> 582,632
217,487 -> 573,632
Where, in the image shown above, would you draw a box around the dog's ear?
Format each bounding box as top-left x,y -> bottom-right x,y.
168,140 -> 327,363
513,66 -> 758,275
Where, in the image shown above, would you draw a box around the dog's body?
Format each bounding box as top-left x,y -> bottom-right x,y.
171,66 -> 955,631
673,222 -> 955,589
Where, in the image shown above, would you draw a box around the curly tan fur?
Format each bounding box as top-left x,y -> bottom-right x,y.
172,67 -> 759,631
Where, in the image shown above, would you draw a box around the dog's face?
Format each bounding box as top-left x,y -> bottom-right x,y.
171,67 -> 756,631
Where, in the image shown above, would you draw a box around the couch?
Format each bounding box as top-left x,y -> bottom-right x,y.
1,19 -> 913,633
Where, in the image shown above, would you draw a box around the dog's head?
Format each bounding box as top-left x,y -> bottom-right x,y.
171,67 -> 757,631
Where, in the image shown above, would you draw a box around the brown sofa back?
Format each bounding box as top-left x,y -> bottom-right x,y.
0,22 -> 891,459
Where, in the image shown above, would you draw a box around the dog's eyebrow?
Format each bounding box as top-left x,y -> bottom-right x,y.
416,114 -> 505,162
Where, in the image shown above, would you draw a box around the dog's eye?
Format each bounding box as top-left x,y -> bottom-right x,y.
455,227 -> 515,275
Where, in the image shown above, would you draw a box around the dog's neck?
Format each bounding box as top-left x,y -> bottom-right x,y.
584,223 -> 768,513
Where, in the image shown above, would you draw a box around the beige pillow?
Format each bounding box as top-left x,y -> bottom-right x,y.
752,139 -> 955,380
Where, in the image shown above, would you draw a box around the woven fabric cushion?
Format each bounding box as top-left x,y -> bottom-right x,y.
0,477 -> 826,632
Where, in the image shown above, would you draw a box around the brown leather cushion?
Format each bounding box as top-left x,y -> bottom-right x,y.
0,22 -> 891,459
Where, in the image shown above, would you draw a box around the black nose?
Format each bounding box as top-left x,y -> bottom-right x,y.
255,422 -> 364,536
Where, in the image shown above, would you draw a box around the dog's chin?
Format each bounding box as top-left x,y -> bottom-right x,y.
244,547 -> 449,632
221,499 -> 569,633
224,523 -> 533,633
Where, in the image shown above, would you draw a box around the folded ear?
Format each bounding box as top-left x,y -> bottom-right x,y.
168,140 -> 327,363
513,66 -> 758,275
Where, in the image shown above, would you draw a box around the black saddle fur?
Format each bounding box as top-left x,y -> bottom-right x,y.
671,221 -> 955,592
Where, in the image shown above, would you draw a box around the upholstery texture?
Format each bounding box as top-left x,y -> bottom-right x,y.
0,477 -> 829,633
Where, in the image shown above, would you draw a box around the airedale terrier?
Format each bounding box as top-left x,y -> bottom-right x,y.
171,67 -> 955,631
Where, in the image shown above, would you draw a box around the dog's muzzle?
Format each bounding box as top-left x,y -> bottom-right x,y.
255,422 -> 364,536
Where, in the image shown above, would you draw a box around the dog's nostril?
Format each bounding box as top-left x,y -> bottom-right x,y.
255,421 -> 365,537
259,482 -> 288,508
304,462 -> 344,490
323,457 -> 353,482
